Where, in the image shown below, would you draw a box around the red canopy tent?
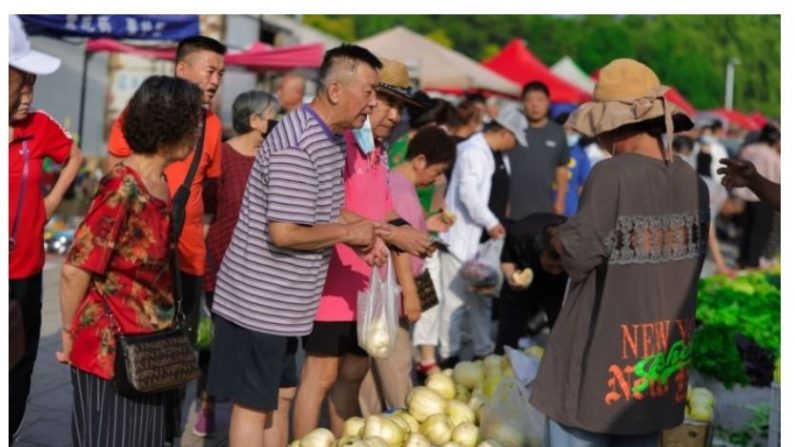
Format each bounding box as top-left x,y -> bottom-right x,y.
482,38 -> 591,103
748,112 -> 770,129
709,108 -> 763,131
86,38 -> 324,69
662,87 -> 696,117
591,68 -> 696,117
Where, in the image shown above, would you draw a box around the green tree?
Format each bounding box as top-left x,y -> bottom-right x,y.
425,29 -> 454,48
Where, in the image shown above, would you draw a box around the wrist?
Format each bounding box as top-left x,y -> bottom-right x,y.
340,223 -> 353,245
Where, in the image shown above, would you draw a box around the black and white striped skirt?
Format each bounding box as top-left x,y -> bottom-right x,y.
71,367 -> 169,447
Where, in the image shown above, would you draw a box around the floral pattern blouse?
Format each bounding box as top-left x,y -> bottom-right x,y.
66,164 -> 174,380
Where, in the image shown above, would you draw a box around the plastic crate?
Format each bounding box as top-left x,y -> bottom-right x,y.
767,382 -> 780,447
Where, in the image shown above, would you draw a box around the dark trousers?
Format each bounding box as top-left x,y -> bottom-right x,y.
738,201 -> 774,268
71,367 -> 168,447
495,290 -> 542,355
196,291 -> 214,399
166,271 -> 203,442
9,272 -> 43,443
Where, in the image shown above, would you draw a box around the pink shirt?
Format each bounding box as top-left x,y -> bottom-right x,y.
315,131 -> 394,322
388,171 -> 427,277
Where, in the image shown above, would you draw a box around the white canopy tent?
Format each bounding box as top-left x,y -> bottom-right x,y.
357,26 -> 520,97
551,56 -> 596,95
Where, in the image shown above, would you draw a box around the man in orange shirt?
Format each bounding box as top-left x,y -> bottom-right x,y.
105,35 -> 226,444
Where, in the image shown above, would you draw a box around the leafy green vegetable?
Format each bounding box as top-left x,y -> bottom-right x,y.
691,324 -> 750,390
697,271 -> 780,353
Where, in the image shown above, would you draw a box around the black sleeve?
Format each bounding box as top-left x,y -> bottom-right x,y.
501,229 -> 525,265
202,177 -> 219,217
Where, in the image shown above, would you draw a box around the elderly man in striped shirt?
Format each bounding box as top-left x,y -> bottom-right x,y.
207,44 -> 395,447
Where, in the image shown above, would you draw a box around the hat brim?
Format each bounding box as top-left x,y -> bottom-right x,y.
493,117 -> 528,147
566,98 -> 694,138
376,85 -> 422,107
10,50 -> 61,75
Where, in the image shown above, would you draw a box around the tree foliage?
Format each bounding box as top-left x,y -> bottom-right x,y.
303,14 -> 780,118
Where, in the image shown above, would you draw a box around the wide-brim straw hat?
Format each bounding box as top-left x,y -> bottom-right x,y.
566,58 -> 694,149
376,58 -> 422,107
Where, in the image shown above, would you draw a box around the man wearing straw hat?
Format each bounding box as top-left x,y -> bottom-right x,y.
530,58 -> 710,446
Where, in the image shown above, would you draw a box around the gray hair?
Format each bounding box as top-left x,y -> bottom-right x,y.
232,90 -> 278,134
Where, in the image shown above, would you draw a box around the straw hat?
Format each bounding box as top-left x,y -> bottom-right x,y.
376,58 -> 421,106
566,58 -> 693,145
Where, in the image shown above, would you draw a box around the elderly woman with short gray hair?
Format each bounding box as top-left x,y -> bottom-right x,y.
192,90 -> 278,439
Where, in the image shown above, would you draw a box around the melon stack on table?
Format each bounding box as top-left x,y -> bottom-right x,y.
291,347 -> 545,447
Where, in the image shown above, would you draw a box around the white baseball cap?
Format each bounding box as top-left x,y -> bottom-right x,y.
494,107 -> 528,147
9,15 -> 61,75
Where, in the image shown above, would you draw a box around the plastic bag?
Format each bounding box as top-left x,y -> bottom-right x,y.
504,346 -> 541,390
357,254 -> 401,358
480,378 -> 545,447
196,295 -> 214,350
460,239 -> 504,289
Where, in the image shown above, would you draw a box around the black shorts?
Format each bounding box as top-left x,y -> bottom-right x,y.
302,321 -> 367,357
207,316 -> 298,411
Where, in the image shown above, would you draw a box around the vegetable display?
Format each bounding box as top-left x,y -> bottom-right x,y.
693,270 -> 780,388
291,351 -> 540,447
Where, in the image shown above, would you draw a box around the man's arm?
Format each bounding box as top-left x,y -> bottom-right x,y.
457,151 -> 503,236
553,166 -> 569,215
268,220 -> 378,252
44,144 -> 83,219
718,158 -> 780,211
381,209 -> 434,257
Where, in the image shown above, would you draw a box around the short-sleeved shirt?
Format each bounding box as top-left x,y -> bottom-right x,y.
10,110 -> 73,279
530,154 -> 710,435
107,109 -> 222,275
388,171 -> 428,277
211,104 -> 347,336
204,143 -> 256,292
315,134 -> 394,322
508,119 -> 569,219
66,165 -> 174,380
561,145 -> 592,217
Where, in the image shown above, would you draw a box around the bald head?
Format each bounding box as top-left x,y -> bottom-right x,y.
277,72 -> 307,113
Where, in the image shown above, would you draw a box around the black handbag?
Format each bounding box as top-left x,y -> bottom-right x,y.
415,269 -> 440,312
104,112 -> 207,396
110,321 -> 199,396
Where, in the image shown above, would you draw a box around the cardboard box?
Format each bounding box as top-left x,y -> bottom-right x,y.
661,420 -> 713,447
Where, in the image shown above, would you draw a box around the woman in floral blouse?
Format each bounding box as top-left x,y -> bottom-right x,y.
56,76 -> 203,447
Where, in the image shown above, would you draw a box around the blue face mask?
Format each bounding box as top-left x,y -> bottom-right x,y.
566,133 -> 580,148
699,135 -> 716,145
353,116 -> 375,155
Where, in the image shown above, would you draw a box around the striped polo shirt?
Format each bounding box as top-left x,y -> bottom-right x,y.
212,104 -> 346,336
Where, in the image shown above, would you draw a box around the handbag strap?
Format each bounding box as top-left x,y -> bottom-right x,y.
10,140 -> 31,249
171,109 -> 207,240
170,108 -> 207,328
